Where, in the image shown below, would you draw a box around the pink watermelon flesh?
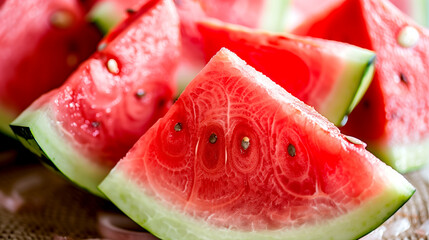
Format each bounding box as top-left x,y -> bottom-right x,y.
99,48 -> 414,240
293,0 -> 429,172
0,0 -> 102,137
197,19 -> 375,126
10,0 -> 180,196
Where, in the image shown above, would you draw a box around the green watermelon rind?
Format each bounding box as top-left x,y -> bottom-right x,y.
409,0 -> 429,27
87,0 -> 124,35
369,139 -> 429,173
318,47 -> 375,126
259,0 -> 291,32
99,166 -> 414,240
10,104 -> 108,197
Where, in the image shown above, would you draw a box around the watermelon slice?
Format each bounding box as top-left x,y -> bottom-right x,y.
99,48 -> 414,240
10,0 -> 180,196
197,20 -> 375,126
0,0 -> 102,137
284,0 -> 429,31
174,0 -> 290,92
293,0 -> 429,173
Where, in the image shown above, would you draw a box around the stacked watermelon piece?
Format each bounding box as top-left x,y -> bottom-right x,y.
293,0 -> 429,173
4,0 -> 423,239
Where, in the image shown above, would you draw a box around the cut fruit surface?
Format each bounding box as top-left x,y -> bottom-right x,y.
292,0 -> 429,173
11,0 -> 180,196
198,19 -> 375,125
99,48 -> 414,240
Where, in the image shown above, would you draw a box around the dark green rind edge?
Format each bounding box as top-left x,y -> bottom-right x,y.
346,55 -> 376,117
10,106 -> 109,197
99,164 -> 414,240
9,125 -> 60,172
368,138 -> 429,173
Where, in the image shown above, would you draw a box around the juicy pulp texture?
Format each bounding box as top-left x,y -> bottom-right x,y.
174,0 -> 289,89
293,0 -> 429,172
100,48 -> 414,239
0,0 -> 101,136
198,20 -> 375,126
11,0 -> 180,196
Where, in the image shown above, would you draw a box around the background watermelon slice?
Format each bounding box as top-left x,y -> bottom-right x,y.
100,48 -> 414,240
388,0 -> 429,26
0,0 -> 102,137
284,0 -> 429,31
87,0 -> 149,34
292,0 -> 429,173
10,0 -> 180,196
198,20 -> 375,126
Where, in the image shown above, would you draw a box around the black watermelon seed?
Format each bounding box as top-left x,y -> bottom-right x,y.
287,144 -> 296,157
209,133 -> 217,144
174,123 -> 182,132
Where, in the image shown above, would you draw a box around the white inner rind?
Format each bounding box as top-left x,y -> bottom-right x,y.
11,104 -> 109,197
317,47 -> 375,126
99,166 -> 414,240
259,0 -> 290,32
369,138 -> 429,173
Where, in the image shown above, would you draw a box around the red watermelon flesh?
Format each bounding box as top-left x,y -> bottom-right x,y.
175,0 -> 267,68
11,0 -> 180,195
285,0 -> 428,30
0,0 -> 102,137
197,19 -> 375,126
99,48 -> 414,240
293,0 -> 429,172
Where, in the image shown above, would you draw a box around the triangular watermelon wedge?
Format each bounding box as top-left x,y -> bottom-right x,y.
293,0 -> 429,173
10,0 -> 180,196
197,19 -> 375,126
99,48 -> 414,240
